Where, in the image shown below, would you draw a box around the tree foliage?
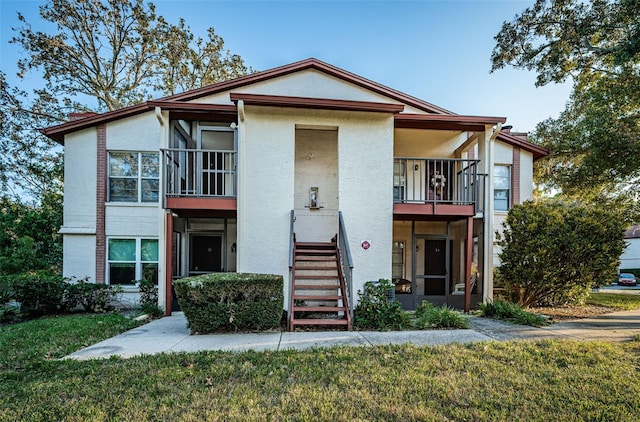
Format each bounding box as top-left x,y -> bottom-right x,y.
0,193 -> 63,275
492,0 -> 640,200
1,0 -> 252,273
11,0 -> 252,112
497,200 -> 627,307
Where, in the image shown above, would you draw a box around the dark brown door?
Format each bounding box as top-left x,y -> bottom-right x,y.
423,239 -> 447,295
190,235 -> 222,273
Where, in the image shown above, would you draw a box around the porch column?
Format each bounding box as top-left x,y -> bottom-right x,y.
164,211 -> 173,316
464,216 -> 473,313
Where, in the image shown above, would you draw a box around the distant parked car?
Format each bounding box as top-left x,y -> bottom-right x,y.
618,273 -> 637,286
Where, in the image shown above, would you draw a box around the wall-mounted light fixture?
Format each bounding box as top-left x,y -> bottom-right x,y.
309,187 -> 319,209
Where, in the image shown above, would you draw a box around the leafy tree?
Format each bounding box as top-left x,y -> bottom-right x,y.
0,192 -> 63,275
11,0 -> 252,112
497,200 -> 627,307
491,0 -> 640,200
0,72 -> 66,201
1,0 -> 252,272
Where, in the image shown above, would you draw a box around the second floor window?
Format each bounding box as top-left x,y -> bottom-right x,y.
109,152 -> 159,203
494,164 -> 511,211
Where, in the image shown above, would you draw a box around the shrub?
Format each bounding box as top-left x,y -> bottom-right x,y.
138,279 -> 158,307
497,200 -> 627,307
414,301 -> 470,329
173,273 -> 283,333
478,299 -> 548,327
11,272 -> 66,316
64,278 -> 121,313
354,279 -> 411,330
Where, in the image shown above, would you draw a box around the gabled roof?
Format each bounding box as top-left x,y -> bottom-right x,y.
40,57 -> 549,159
395,113 -> 506,132
496,131 -> 549,160
166,58 -> 453,114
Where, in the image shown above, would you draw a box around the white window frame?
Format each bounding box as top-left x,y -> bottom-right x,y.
107,237 -> 159,286
494,164 -> 511,212
108,151 -> 159,203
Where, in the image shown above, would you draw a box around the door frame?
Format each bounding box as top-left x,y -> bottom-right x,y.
412,234 -> 450,308
188,232 -> 225,276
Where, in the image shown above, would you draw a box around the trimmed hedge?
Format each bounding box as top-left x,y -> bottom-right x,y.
173,273 -> 283,333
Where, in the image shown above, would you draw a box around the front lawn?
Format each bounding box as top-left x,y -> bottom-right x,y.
587,292 -> 640,310
1,314 -> 640,421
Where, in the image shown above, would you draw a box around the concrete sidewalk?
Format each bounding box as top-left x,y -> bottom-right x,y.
66,309 -> 640,360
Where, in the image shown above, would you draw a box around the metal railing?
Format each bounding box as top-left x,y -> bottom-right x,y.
338,211 -> 354,319
393,158 -> 486,214
162,148 -> 237,197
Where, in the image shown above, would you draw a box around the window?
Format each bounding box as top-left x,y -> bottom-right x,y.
393,161 -> 406,202
108,238 -> 158,285
108,152 -> 159,202
494,165 -> 511,211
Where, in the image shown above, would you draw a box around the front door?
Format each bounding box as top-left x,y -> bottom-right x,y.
414,236 -> 448,307
189,235 -> 223,275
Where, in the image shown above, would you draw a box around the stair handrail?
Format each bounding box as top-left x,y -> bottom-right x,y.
288,210 -> 295,268
338,211 -> 354,319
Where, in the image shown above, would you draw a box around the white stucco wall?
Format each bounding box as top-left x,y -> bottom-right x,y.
190,69 -> 425,114
61,128 -> 97,281
62,235 -> 96,282
106,111 -> 161,151
62,127 -> 97,230
105,205 -> 160,237
337,112 -> 394,302
236,105 -> 394,309
493,141 -> 513,165
519,150 -> 534,201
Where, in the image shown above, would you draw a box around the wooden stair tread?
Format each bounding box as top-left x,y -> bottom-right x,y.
295,249 -> 337,254
295,256 -> 337,261
293,284 -> 340,289
293,266 -> 337,271
293,295 -> 342,300
291,319 -> 349,326
293,306 -> 345,312
294,275 -> 339,279
295,242 -> 336,247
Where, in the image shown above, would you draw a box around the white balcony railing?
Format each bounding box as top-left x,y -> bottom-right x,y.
162,148 -> 236,197
394,158 -> 485,213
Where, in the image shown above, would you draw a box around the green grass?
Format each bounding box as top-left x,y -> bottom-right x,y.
0,313 -> 140,371
2,314 -> 640,421
587,292 -> 640,310
478,299 -> 549,326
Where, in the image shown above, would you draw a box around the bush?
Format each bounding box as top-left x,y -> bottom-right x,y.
497,200 -> 627,307
64,278 -> 121,313
478,299 -> 548,327
173,273 -> 283,333
354,279 -> 411,330
10,272 -> 66,316
138,279 -> 158,307
414,301 -> 470,329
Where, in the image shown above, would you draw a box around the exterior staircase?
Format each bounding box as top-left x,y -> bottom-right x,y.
289,240 -> 351,331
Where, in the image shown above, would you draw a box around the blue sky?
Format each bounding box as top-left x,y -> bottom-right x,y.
0,0 -> 572,132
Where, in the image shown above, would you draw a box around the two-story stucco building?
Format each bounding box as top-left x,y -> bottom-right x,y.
43,58 -> 548,330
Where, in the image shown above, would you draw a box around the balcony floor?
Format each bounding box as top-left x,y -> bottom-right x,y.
393,202 -> 476,220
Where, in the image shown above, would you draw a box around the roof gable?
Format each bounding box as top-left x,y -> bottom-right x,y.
163,58 -> 452,114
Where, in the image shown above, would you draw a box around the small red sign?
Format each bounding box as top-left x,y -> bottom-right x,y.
361,241 -> 371,250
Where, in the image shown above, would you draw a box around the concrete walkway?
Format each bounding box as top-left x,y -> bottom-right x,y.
66,309 -> 640,360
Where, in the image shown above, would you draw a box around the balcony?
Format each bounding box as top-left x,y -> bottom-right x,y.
393,158 -> 485,217
162,148 -> 237,213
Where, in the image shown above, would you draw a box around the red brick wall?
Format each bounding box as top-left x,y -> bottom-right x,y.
511,146 -> 521,206
96,124 -> 107,283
